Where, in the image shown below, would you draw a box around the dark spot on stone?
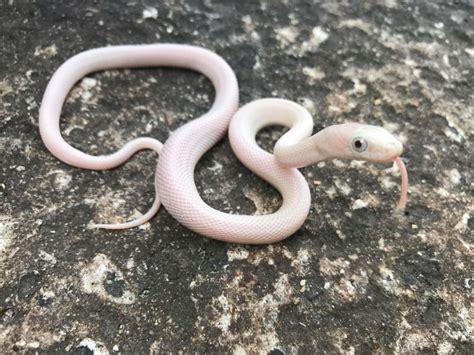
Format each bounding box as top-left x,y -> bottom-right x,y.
36,293 -> 53,307
418,171 -> 438,186
397,250 -> 442,288
269,348 -> 285,355
449,55 -> 460,67
254,266 -> 280,297
72,346 -> 94,355
302,275 -> 326,301
350,208 -> 381,229
341,77 -> 357,91
422,298 -> 443,325
140,289 -> 150,298
17,272 -> 42,301
451,28 -> 474,44
467,217 -> 474,230
406,204 -> 440,224
420,68 -> 445,85
103,272 -> 125,298
305,287 -> 324,301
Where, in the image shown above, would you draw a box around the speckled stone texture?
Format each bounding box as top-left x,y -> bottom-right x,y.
1,0 -> 473,353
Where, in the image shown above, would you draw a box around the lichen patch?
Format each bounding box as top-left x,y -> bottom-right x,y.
194,272 -> 294,352
80,254 -> 136,305
34,44 -> 58,58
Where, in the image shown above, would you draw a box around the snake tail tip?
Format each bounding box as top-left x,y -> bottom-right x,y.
87,223 -> 101,230
87,222 -> 113,230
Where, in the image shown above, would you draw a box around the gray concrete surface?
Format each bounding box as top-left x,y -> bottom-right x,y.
0,0 -> 473,353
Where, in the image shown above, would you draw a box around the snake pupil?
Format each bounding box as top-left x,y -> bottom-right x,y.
352,137 -> 368,152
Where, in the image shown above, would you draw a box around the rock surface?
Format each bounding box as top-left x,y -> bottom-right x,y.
0,0 -> 473,353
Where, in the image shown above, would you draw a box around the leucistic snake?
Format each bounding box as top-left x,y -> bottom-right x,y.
39,44 -> 408,244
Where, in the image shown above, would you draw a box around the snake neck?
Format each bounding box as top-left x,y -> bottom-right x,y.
274,123 -> 363,168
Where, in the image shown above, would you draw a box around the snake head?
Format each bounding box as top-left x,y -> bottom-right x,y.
341,123 -> 408,210
347,125 -> 403,163
343,124 -> 408,209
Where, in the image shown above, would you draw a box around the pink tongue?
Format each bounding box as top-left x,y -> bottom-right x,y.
394,157 -> 408,210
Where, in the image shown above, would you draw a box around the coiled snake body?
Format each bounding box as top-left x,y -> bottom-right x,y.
39,44 -> 408,244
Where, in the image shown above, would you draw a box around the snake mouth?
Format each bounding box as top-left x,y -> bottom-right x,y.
394,156 -> 408,210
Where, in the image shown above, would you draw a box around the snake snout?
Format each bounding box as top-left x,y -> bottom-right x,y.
386,140 -> 403,160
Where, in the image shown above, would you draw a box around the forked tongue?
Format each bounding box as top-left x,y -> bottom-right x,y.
394,157 -> 408,210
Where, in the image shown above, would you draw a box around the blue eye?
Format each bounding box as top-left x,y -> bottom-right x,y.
352,137 -> 368,152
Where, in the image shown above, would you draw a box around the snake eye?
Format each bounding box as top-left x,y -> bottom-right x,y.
352,137 -> 368,152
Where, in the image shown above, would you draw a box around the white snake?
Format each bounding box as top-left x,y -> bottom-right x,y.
39,44 -> 408,244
